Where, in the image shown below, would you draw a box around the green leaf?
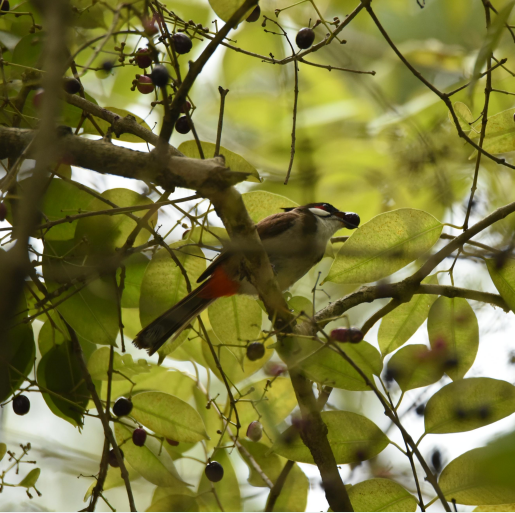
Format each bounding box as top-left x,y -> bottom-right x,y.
486,258 -> 515,311
193,385 -> 221,451
87,347 -> 151,381
197,449 -> 241,512
82,107 -> 152,143
424,378 -> 515,434
439,447 -> 515,505
184,226 -> 228,246
207,0 -> 256,23
178,140 -> 261,182
287,295 -> 313,317
277,337 -> 382,391
11,32 -> 45,78
114,423 -> 187,488
387,344 -> 444,392
475,506 -> 515,512
475,430 -> 515,489
448,102 -> 474,132
348,478 -> 418,512
139,241 -> 206,341
147,494 -> 199,512
84,463 -> 140,500
272,411 -> 389,464
472,108 -> 515,140
37,340 -> 89,427
208,295 -> 263,363
378,274 -> 439,356
479,132 -> 515,155
326,209 -> 442,284
427,297 -> 479,380
0,443 -> 7,462
239,440 -> 309,511
119,252 -> 149,309
131,391 -> 208,443
74,188 -> 157,260
230,377 -> 297,444
17,468 -> 40,489
242,191 -> 298,223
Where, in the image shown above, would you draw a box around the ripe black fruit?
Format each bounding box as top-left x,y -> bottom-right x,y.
0,1 -> 9,13
205,461 -> 224,482
150,65 -> 169,87
172,33 -> 193,55
330,327 -> 363,343
63,77 -> 81,94
113,397 -> 133,417
102,60 -> 114,72
296,27 -> 315,49
246,342 -> 265,361
135,48 -> 152,69
246,5 -> 260,22
12,395 -> 30,415
108,448 -> 124,467
342,212 -> 360,229
415,404 -> 425,416
181,100 -> 192,113
132,428 -> 147,447
175,116 -> 191,134
137,75 -> 155,94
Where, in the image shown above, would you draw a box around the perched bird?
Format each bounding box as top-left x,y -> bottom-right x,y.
134,203 -> 360,355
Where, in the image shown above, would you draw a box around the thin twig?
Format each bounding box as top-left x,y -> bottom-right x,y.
265,460 -> 295,512
214,87 -> 229,157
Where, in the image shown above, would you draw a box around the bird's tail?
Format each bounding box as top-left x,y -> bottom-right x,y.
133,280 -> 215,356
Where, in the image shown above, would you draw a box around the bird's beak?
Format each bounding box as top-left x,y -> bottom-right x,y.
334,211 -> 360,230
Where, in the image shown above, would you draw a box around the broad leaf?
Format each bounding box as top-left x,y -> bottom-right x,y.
207,0 -> 257,23
197,449 -> 241,512
119,252 -> 150,309
348,478 -> 418,512
427,297 -> 479,380
147,494 -> 199,512
475,506 -> 515,512
439,447 -> 515,505
208,295 -> 263,363
242,191 -> 297,223
178,140 -> 260,182
0,443 -> 6,462
486,258 -> 515,311
87,347 -> 151,381
387,344 -> 444,392
114,423 -> 187,488
17,468 -> 40,489
378,274 -> 439,356
448,102 -> 474,132
475,430 -> 515,488
272,411 -> 389,464
37,340 -> 89,427
326,209 -> 442,284
425,378 -> 515,434
131,391 -> 208,442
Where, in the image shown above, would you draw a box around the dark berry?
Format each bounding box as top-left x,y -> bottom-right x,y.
12,395 -> 30,415
33,88 -> 44,109
137,75 -> 155,94
415,404 -> 425,416
135,48 -> 152,69
113,397 -> 133,417
205,461 -> 224,482
63,77 -> 81,95
181,100 -> 192,113
175,116 -> 191,134
330,327 -> 363,343
132,428 -> 147,447
150,65 -> 169,87
0,202 -> 7,222
246,342 -> 265,361
0,1 -> 9,13
166,438 -> 179,446
246,421 -> 263,442
341,212 -> 360,229
296,27 -> 315,49
172,33 -> 193,55
431,449 -> 442,473
108,448 -> 124,467
246,5 -> 261,22
101,60 -> 114,72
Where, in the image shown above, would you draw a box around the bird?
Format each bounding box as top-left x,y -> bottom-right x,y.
133,202 -> 360,356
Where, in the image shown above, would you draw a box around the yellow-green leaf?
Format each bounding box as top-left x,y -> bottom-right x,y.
17,468 -> 40,489
242,191 -> 298,224
87,347 -> 151,381
0,443 -> 6,462
207,0 -> 256,23
424,378 -> 515,434
326,209 -> 442,284
348,478 -> 418,512
486,258 -> 515,311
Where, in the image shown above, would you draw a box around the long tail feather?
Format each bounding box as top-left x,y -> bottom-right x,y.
133,282 -> 215,356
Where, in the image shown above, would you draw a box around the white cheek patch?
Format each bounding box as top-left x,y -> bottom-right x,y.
309,207 -> 331,217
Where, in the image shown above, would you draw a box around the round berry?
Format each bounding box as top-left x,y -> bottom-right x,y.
108,448 -> 124,467
341,212 -> 360,229
166,439 -> 179,446
246,342 -> 265,361
205,461 -> 224,482
296,27 -> 315,49
181,100 -> 192,113
33,88 -> 44,109
415,404 -> 425,416
246,421 -> 263,442
113,397 -> 133,417
175,116 -> 191,134
246,5 -> 261,22
150,65 -> 169,88
135,48 -> 152,69
132,428 -> 147,447
330,327 -> 363,343
0,1 -> 9,13
0,202 -> 7,222
62,77 -> 81,95
12,395 -> 30,415
137,75 -> 155,94
172,33 -> 193,55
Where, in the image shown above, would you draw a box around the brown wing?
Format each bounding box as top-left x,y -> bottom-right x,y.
257,211 -> 298,239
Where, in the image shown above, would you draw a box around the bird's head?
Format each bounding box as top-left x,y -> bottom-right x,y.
284,203 -> 360,230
